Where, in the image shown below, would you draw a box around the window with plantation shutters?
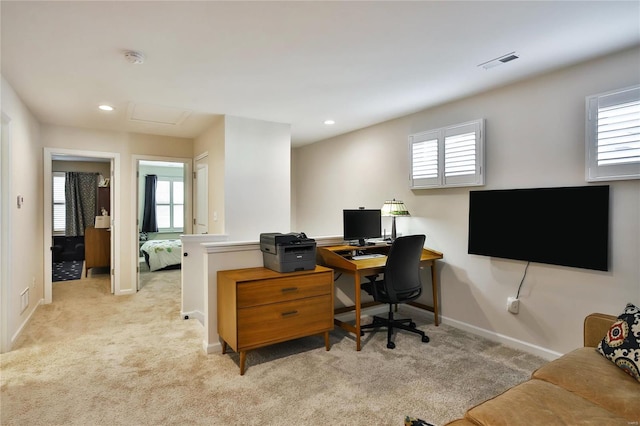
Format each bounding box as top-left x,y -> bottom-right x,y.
53,172 -> 66,233
586,85 -> 640,182
155,176 -> 184,231
409,119 -> 484,189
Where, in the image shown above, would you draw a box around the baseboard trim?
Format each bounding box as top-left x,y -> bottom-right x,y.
10,298 -> 43,349
398,304 -> 562,360
204,340 -> 222,354
181,309 -> 204,325
440,315 -> 562,360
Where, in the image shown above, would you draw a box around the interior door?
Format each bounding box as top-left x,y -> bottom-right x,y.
195,159 -> 208,234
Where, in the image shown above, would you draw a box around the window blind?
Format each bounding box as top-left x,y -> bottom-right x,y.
155,177 -> 184,231
410,119 -> 484,188
445,131 -> 477,177
411,137 -> 439,180
586,85 -> 640,182
596,99 -> 640,166
53,173 -> 66,232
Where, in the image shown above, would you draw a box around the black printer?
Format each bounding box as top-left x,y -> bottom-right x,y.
260,232 -> 316,273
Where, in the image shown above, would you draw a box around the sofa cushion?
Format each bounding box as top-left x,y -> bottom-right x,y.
532,347 -> 640,422
597,303 -> 640,383
443,420 -> 476,426
464,379 -> 629,425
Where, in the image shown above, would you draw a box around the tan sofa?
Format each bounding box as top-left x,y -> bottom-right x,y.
445,313 -> 640,426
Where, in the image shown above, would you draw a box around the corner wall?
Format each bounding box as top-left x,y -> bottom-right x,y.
224,115 -> 291,241
293,47 -> 640,356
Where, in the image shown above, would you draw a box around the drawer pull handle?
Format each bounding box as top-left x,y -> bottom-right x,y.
281,287 -> 298,293
281,310 -> 298,317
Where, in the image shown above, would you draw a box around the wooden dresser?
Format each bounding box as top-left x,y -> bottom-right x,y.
84,226 -> 110,277
217,265 -> 334,375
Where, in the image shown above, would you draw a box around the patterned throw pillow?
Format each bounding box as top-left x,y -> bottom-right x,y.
597,303 -> 640,382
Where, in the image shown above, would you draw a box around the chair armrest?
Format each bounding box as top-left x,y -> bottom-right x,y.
583,313 -> 617,347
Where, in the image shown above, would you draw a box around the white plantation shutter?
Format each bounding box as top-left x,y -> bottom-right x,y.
410,119 -> 484,188
53,172 -> 66,232
410,130 -> 440,187
155,177 -> 184,231
586,85 -> 640,181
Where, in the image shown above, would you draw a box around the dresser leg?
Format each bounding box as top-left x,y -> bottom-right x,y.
324,331 -> 330,351
221,340 -> 227,355
239,351 -> 246,375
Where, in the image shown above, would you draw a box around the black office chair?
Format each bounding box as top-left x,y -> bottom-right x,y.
360,234 -> 429,349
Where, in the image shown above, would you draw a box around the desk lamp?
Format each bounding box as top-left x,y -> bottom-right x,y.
381,199 -> 410,241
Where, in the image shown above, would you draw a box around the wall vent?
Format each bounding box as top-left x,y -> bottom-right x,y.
478,52 -> 519,70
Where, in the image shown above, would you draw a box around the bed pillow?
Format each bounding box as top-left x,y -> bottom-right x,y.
597,303 -> 640,382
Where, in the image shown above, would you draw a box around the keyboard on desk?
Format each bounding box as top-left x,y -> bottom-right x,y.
352,254 -> 385,260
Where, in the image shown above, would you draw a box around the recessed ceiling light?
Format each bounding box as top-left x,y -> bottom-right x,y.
324,120 -> 335,125
98,105 -> 114,111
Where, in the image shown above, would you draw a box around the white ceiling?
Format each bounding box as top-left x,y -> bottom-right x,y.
2,1 -> 639,147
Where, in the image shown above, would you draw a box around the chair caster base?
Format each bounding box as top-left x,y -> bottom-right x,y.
421,335 -> 430,343
409,321 -> 417,328
387,341 -> 396,349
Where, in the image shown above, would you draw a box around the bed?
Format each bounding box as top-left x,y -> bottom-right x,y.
140,239 -> 182,271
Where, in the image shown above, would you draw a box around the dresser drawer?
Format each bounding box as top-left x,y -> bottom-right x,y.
237,272 -> 331,308
238,295 -> 333,349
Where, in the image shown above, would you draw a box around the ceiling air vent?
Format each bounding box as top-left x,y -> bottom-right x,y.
478,52 -> 519,70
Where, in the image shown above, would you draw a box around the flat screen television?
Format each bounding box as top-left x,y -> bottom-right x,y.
468,185 -> 609,271
343,209 -> 382,246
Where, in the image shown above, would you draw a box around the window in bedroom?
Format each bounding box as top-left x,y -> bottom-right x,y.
586,85 -> 640,182
409,119 -> 485,189
53,172 -> 66,233
156,177 -> 184,232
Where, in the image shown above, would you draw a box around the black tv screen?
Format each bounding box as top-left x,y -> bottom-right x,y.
343,209 -> 382,246
468,185 -> 609,271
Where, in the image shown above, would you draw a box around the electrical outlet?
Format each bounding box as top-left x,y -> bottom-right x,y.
507,297 -> 519,314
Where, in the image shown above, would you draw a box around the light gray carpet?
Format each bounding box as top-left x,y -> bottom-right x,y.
1,270 -> 546,425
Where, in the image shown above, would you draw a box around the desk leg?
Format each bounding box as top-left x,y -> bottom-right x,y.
431,263 -> 439,326
239,351 -> 247,376
354,272 -> 362,351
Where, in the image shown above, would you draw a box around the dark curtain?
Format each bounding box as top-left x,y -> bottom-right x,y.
142,174 -> 158,233
65,172 -> 98,236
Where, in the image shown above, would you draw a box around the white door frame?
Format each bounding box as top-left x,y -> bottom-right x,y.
194,152 -> 209,235
132,155 -> 192,291
43,147 -> 121,302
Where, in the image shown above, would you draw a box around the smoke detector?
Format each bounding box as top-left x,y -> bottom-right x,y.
124,50 -> 145,65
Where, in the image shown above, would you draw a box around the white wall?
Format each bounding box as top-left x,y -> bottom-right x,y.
180,233 -> 228,324
1,76 -> 44,351
224,115 -> 291,240
193,116 -> 225,234
293,47 -> 640,357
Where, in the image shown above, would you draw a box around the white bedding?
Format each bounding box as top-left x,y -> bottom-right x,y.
140,239 -> 182,271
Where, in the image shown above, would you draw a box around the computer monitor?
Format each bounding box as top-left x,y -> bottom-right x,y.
343,209 -> 382,246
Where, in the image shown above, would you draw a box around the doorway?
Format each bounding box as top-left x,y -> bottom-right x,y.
133,156 -> 191,291
51,160 -> 111,283
43,148 -> 121,303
